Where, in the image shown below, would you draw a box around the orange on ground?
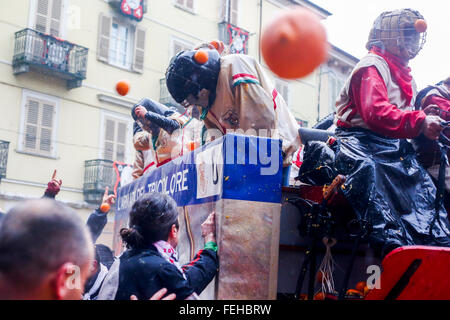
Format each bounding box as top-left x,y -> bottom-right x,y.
414,19 -> 428,33
363,285 -> 370,297
355,281 -> 366,293
116,80 -> 130,96
194,50 -> 209,64
313,292 -> 325,300
100,203 -> 111,213
346,289 -> 363,297
261,7 -> 329,79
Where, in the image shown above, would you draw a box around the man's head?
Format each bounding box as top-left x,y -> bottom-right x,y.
0,199 -> 94,300
367,9 -> 427,61
120,193 -> 179,249
165,49 -> 221,108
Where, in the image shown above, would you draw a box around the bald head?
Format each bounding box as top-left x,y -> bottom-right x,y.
0,199 -> 94,297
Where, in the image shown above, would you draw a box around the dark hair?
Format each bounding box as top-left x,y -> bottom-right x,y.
120,193 -> 179,249
0,199 -> 92,290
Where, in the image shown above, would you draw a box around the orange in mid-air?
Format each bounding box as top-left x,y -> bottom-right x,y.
414,19 -> 428,33
116,80 -> 130,96
261,7 -> 329,79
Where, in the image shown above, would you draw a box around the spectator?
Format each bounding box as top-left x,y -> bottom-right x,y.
0,199 -> 94,300
97,192 -> 218,300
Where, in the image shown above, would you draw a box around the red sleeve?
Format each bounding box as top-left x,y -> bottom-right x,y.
349,66 -> 426,139
423,95 -> 450,120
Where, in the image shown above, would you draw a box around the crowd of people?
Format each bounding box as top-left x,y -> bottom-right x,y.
0,7 -> 449,300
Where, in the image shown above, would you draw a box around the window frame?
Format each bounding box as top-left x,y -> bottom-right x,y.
108,19 -> 135,70
28,0 -> 68,38
274,78 -> 290,109
170,35 -> 194,62
98,111 -> 133,164
18,89 -> 60,159
173,0 -> 197,14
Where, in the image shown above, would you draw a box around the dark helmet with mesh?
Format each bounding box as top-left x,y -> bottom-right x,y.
366,9 -> 427,60
165,49 -> 221,106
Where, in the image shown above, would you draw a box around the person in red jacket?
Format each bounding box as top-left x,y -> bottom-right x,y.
334,9 -> 450,257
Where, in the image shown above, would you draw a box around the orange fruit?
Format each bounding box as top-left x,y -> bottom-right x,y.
414,19 -> 427,33
194,50 -> 209,64
210,40 -> 220,50
116,80 -> 130,96
363,285 -> 371,297
313,292 -> 325,300
355,281 -> 366,294
261,7 -> 329,79
100,203 -> 111,213
346,289 -> 363,297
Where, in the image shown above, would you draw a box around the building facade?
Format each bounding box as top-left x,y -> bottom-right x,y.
0,0 -> 358,247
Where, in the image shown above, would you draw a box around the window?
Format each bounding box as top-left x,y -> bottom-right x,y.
171,37 -> 194,59
274,79 -> 290,108
19,91 -> 59,157
34,0 -> 64,37
109,22 -> 132,69
221,0 -> 239,25
174,0 -> 195,13
97,14 -> 146,73
101,114 -> 132,163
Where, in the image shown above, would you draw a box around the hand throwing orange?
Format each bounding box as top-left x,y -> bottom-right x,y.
116,80 -> 130,96
261,7 -> 329,79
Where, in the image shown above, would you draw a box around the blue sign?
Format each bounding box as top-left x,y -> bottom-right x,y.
116,134 -> 283,219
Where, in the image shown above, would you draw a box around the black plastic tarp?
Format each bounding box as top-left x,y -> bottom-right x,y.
334,128 -> 450,257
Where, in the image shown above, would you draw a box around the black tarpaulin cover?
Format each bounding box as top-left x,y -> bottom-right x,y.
297,141 -> 337,186
334,128 -> 450,256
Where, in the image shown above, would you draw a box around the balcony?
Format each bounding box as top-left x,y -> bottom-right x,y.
83,159 -> 114,204
218,22 -> 249,55
0,141 -> 9,181
13,28 -> 88,89
159,78 -> 185,114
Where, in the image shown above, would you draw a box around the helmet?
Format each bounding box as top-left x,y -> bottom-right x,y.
366,9 -> 427,60
165,49 -> 221,106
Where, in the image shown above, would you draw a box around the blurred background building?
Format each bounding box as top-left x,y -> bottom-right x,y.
0,0 -> 358,247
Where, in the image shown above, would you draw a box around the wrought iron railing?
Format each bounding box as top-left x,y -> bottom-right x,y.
0,141 -> 9,181
159,78 -> 185,113
83,159 -> 114,204
13,28 -> 88,89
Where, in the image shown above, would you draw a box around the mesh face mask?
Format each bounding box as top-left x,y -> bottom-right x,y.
366,9 -> 427,60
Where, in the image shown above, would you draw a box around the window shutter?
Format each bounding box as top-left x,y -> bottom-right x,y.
23,97 -> 55,155
35,0 -> 50,34
220,0 -> 228,22
98,14 -> 112,62
103,117 -> 129,162
24,99 -> 40,151
176,0 -> 184,5
117,122 -> 127,162
132,27 -> 146,73
49,0 -> 63,37
104,119 -> 115,161
40,104 -> 54,152
186,0 -> 194,10
231,0 -> 238,25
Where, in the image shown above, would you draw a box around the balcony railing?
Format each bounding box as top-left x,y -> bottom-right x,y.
83,159 -> 114,204
13,28 -> 88,89
159,78 -> 185,114
0,141 -> 9,181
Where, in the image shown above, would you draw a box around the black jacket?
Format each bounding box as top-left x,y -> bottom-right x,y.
99,245 -> 218,300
